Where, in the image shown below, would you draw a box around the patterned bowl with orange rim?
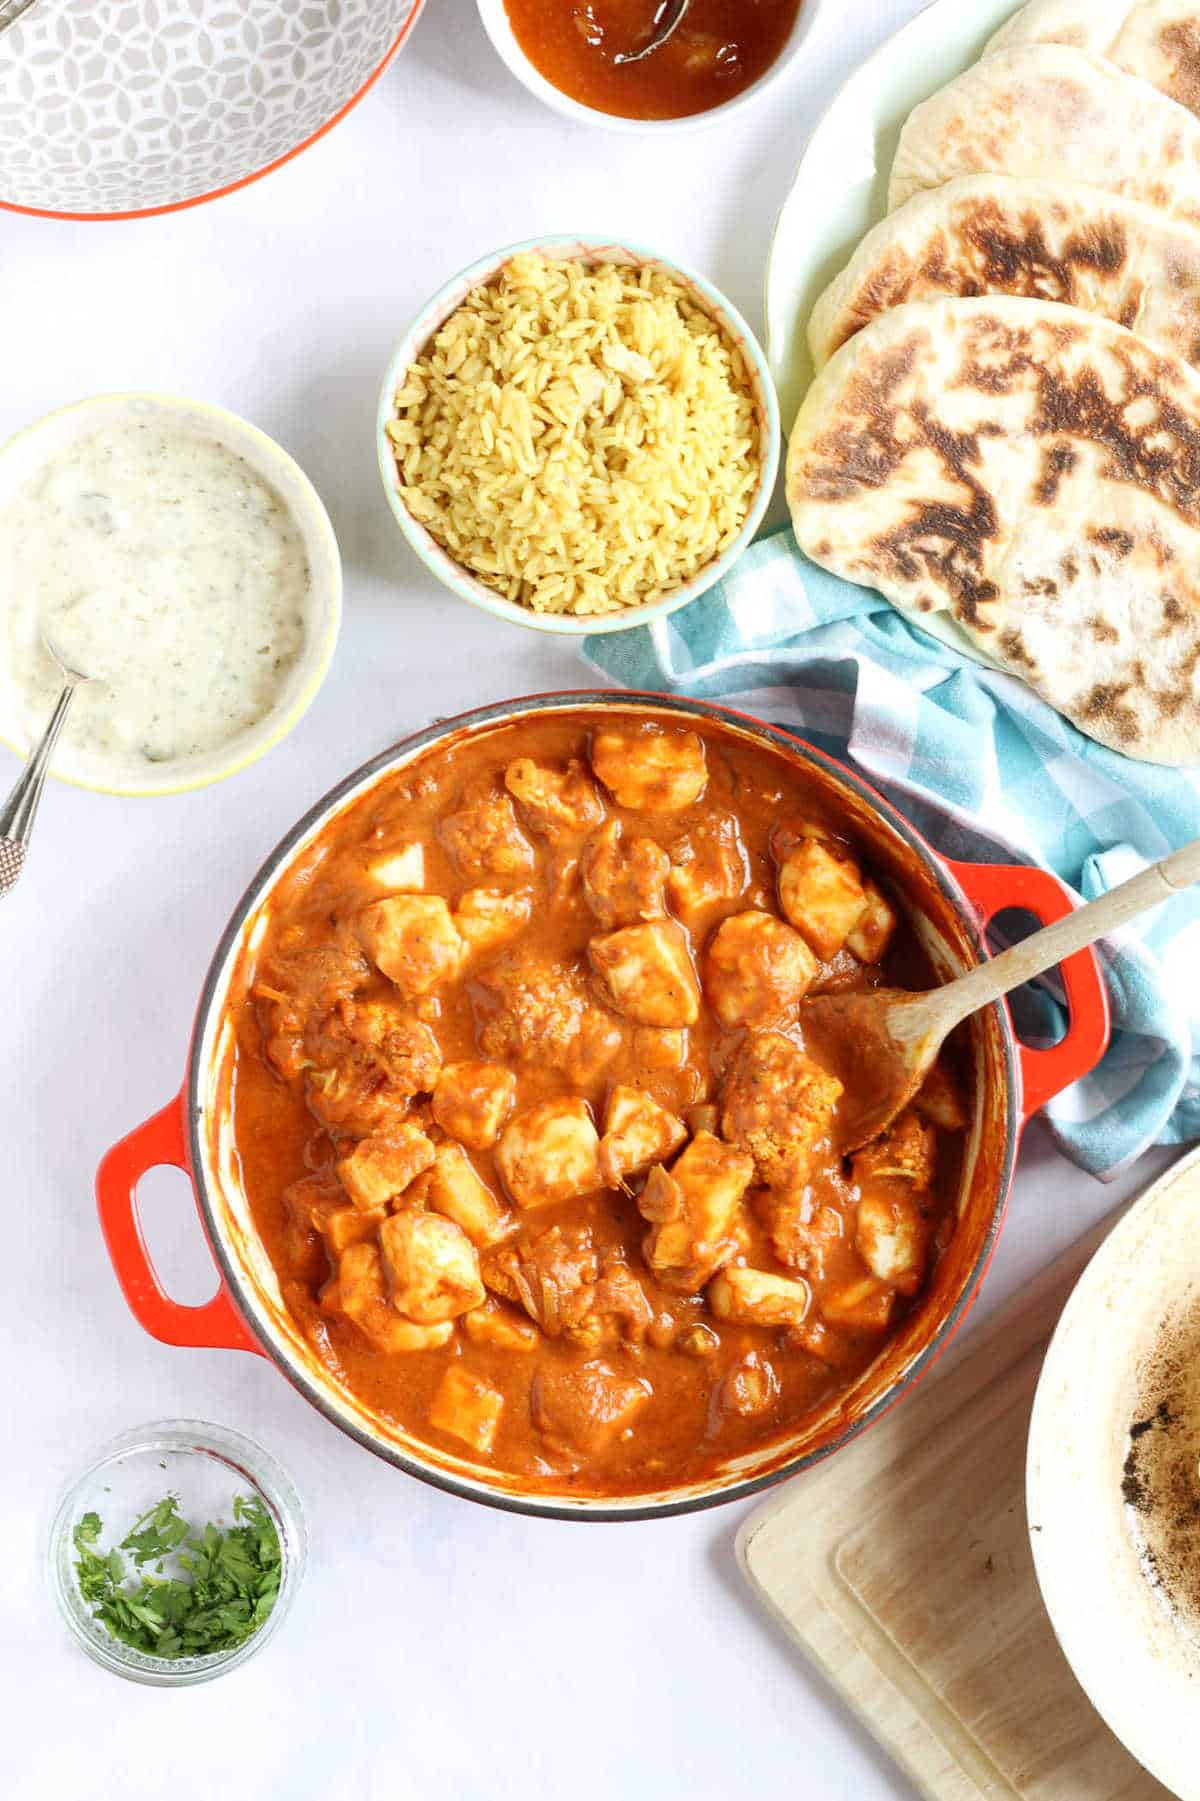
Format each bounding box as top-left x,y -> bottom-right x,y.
0,0 -> 424,221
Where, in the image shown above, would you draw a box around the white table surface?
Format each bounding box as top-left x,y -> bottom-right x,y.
3,1 -> 1181,1794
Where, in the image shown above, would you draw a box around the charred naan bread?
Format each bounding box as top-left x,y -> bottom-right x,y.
810,176 -> 1200,370
786,297 -> 1200,763
987,1 -> 1200,119
889,45 -> 1200,225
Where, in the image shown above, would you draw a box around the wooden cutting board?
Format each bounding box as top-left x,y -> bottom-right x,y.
737,1208 -> 1174,1801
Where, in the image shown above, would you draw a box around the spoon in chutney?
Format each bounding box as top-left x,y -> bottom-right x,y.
610,0 -> 691,65
801,836 -> 1200,1154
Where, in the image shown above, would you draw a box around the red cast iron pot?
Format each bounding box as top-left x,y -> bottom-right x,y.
96,693 -> 1111,1521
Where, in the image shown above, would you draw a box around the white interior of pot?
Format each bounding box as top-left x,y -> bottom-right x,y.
194,702 -> 1011,1516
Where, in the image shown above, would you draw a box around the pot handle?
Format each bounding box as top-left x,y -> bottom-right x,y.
96,1092 -> 263,1356
943,858 -> 1111,1124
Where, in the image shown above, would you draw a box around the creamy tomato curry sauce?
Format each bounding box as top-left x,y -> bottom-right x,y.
229,711 -> 968,1497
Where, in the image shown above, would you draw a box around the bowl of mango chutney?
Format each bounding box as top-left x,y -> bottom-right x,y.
475,0 -> 818,129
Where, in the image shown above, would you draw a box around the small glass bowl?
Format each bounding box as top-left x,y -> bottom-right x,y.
48,1420 -> 306,1686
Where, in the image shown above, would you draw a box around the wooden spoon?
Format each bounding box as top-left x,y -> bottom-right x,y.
800,837 -> 1200,1154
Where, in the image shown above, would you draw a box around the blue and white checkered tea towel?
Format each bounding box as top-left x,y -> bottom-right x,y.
584,527 -> 1200,1180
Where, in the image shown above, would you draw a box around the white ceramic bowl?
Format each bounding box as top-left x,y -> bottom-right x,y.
0,0 -> 423,220
474,0 -> 822,133
0,392 -> 342,797
1027,1146 -> 1200,1801
376,234 -> 780,637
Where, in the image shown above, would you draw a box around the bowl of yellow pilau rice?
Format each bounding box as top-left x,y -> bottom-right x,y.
376,235 -> 779,635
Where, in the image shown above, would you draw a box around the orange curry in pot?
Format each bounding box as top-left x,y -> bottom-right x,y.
228,712 -> 968,1496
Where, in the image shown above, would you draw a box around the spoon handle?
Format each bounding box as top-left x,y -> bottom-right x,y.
933,836 -> 1200,1034
0,682 -> 76,897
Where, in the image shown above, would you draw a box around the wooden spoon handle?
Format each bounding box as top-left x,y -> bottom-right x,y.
936,837 -> 1200,1033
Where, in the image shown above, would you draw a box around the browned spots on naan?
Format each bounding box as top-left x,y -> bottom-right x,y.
1159,21 -> 1200,117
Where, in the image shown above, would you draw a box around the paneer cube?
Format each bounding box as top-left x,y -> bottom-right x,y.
428,1365 -> 505,1454
439,784 -> 534,879
855,1192 -> 929,1297
599,1085 -> 688,1188
364,841 -> 425,892
463,1297 -> 540,1352
495,1098 -> 602,1209
454,887 -> 533,957
356,895 -> 462,998
846,880 -> 898,965
379,1209 -> 485,1323
591,723 -> 707,812
822,1276 -> 895,1330
721,1031 -> 843,1187
667,815 -> 747,925
310,1200 -> 380,1258
431,1060 -> 516,1150
777,839 -> 867,961
638,1131 -> 754,1292
424,1142 -> 512,1247
913,1062 -> 968,1132
708,1265 -> 813,1331
852,1111 -> 937,1189
334,1242 -> 455,1353
336,1120 -> 436,1213
589,920 -> 700,1027
580,820 -> 670,931
504,757 -> 605,840
703,911 -> 818,1027
531,1359 -> 651,1454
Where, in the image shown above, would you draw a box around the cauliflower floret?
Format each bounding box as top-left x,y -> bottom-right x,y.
638,1131 -> 754,1292
431,1059 -> 516,1149
758,1191 -> 844,1275
439,782 -> 535,879
703,911 -> 818,1027
334,1242 -> 455,1353
454,886 -> 533,958
855,1192 -> 930,1297
778,839 -> 867,961
599,1084 -> 688,1187
591,722 -> 708,811
472,949 -> 623,1087
429,1366 -> 505,1453
580,820 -> 670,930
463,1297 -> 540,1351
667,814 -> 747,925
846,880 -> 898,965
567,1260 -> 653,1352
708,1265 -> 813,1331
531,1359 -> 651,1454
483,1224 -> 598,1331
301,999 -> 442,1137
495,1098 -> 602,1208
504,756 -> 605,840
260,941 -> 371,1081
379,1209 -> 485,1323
336,1120 -> 436,1213
721,1032 -> 842,1187
913,1061 -> 968,1132
422,1141 -> 512,1247
589,920 -> 701,1027
851,1111 -> 936,1188
356,895 -> 463,998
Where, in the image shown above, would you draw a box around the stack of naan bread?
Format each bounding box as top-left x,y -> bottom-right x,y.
787,0 -> 1200,763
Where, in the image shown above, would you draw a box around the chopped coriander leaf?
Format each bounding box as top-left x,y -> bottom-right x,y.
72,1494 -> 281,1660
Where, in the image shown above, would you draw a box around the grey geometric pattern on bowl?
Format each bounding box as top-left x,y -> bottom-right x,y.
0,0 -> 418,216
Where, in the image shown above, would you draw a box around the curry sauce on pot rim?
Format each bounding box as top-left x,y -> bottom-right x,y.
225,710 -> 968,1497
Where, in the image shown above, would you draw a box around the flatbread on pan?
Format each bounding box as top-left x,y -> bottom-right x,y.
809,176 -> 1200,370
786,297 -> 1200,764
987,1 -> 1200,119
888,45 -> 1200,225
